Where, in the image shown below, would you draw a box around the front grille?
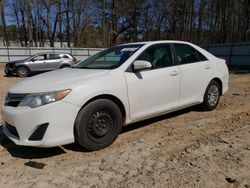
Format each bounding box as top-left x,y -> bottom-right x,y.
5,63 -> 14,71
28,123 -> 49,141
4,93 -> 27,107
6,123 -> 19,139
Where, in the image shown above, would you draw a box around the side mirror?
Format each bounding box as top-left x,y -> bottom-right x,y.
133,60 -> 152,72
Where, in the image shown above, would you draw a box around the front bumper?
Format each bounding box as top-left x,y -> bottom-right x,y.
2,100 -> 80,147
5,64 -> 16,75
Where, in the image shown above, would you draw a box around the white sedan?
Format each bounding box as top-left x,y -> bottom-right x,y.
2,41 -> 229,150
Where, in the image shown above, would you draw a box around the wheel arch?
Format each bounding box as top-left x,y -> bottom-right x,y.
211,77 -> 223,95
16,64 -> 30,71
76,94 -> 126,124
60,64 -> 71,68
15,64 -> 31,76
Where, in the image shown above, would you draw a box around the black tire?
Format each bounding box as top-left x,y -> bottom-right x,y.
75,99 -> 122,151
200,80 -> 221,111
16,66 -> 30,77
5,72 -> 11,77
60,64 -> 70,69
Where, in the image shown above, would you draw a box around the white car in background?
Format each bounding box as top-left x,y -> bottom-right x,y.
2,41 -> 229,151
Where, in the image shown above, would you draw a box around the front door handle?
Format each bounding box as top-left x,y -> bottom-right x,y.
170,70 -> 179,76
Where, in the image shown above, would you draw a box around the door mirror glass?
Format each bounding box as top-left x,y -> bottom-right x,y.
133,60 -> 152,71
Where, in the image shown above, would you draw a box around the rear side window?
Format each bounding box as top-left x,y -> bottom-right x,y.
137,44 -> 174,69
174,44 -> 199,64
62,54 -> 70,58
196,50 -> 208,61
48,54 -> 60,60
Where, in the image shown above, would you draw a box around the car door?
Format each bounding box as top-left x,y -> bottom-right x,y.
28,54 -> 47,71
174,43 -> 213,106
124,43 -> 180,120
46,54 -> 62,70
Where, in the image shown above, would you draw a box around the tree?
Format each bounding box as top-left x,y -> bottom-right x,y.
0,0 -> 250,47
0,0 -> 9,46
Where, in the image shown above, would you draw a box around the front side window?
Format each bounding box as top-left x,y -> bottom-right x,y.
74,44 -> 143,69
137,44 -> 174,69
32,55 -> 46,61
174,44 -> 199,64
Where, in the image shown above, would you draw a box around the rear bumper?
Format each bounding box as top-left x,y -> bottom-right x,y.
222,70 -> 229,94
2,100 -> 80,147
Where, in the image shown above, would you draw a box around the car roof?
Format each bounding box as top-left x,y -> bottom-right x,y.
33,52 -> 72,56
118,40 -> 195,46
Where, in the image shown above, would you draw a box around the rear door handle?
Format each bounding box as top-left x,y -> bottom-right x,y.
170,70 -> 179,76
205,64 -> 212,69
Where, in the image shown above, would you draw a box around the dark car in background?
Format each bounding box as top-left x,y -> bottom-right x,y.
5,53 -> 77,77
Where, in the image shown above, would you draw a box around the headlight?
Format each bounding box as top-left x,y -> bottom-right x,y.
19,89 -> 71,108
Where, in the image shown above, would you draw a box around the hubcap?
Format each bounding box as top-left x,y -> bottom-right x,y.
18,67 -> 28,77
88,110 -> 114,138
207,85 -> 219,106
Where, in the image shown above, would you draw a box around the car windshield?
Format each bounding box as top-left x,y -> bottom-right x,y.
74,44 -> 144,69
27,54 -> 44,61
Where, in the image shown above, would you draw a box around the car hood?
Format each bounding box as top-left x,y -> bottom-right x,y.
8,59 -> 29,65
9,68 -> 110,93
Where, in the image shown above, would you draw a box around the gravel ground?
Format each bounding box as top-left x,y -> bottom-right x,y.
0,63 -> 249,188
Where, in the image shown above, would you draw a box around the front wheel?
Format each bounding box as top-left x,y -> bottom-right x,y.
74,99 -> 122,151
5,71 -> 11,77
200,80 -> 221,111
16,66 -> 30,77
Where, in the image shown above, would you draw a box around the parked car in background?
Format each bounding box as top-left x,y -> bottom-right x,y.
5,53 -> 77,77
2,41 -> 229,151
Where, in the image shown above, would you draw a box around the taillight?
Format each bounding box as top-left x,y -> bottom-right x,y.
73,57 -> 77,64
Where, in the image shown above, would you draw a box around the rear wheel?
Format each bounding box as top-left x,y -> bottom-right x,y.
75,99 -> 122,151
16,66 -> 30,77
60,64 -> 70,69
200,80 -> 220,111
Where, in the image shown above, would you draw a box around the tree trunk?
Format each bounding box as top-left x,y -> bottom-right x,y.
66,0 -> 70,47
0,0 -> 9,46
27,0 -> 33,46
58,0 -> 63,47
13,0 -> 23,46
197,0 -> 204,43
20,1 -> 28,46
110,0 -> 117,46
